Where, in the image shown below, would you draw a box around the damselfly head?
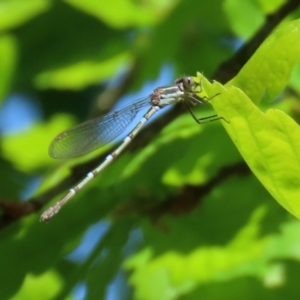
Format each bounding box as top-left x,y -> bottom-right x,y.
175,76 -> 194,92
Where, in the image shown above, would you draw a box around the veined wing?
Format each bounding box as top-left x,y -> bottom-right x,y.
49,96 -> 150,158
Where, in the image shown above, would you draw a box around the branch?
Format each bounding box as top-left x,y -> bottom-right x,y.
112,161 -> 250,231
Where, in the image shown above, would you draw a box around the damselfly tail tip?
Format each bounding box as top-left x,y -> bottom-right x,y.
40,208 -> 56,222
40,214 -> 49,222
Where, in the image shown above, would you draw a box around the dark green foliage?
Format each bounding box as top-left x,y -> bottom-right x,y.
1,1 -> 300,299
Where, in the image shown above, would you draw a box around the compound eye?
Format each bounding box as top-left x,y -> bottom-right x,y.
184,76 -> 193,88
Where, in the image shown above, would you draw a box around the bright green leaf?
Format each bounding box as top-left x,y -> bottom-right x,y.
1,114 -> 75,172
0,0 -> 50,31
199,74 -> 300,218
10,271 -> 71,300
255,0 -> 285,13
224,0 -> 264,38
230,19 -> 300,103
34,52 -> 130,89
125,207 -> 300,299
64,0 -> 178,28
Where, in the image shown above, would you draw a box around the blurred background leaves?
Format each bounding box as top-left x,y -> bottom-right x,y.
1,0 -> 300,299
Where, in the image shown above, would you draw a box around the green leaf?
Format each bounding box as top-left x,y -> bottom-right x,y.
229,19 -> 300,103
192,20 -> 300,218
34,52 -> 129,90
0,35 -> 17,103
64,0 -> 177,28
10,271 -> 71,300
15,2 -> 128,90
199,74 -> 300,219
125,207 -> 300,299
1,114 -> 75,172
0,0 -> 50,31
224,0 -> 264,38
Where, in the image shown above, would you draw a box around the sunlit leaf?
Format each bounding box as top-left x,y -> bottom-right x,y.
64,0 -> 178,28
224,0 -> 264,38
0,0 -> 50,31
11,271 -> 70,300
34,52 -> 130,90
200,73 -> 300,218
230,19 -> 300,103
1,114 -> 75,172
125,207 -> 300,299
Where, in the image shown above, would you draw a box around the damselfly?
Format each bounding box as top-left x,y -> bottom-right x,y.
40,76 -> 222,221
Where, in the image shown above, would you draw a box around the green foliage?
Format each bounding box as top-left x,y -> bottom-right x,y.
230,20 -> 300,103
1,1 -> 300,300
0,35 -> 17,103
125,208 -> 300,300
199,20 -> 300,218
1,114 -> 75,172
0,0 -> 49,31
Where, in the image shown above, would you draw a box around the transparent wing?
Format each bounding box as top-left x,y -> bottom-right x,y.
49,96 -> 150,158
